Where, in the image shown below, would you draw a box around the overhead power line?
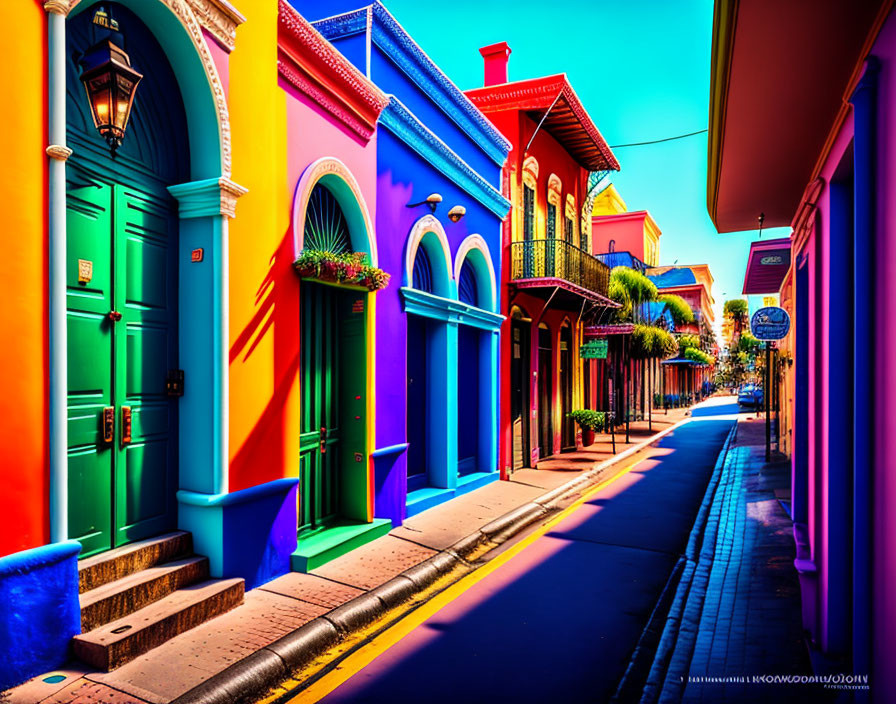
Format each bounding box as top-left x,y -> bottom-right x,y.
610,128 -> 708,149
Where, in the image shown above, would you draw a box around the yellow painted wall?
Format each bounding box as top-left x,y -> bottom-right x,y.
0,2 -> 48,554
592,182 -> 627,215
226,1 -> 295,490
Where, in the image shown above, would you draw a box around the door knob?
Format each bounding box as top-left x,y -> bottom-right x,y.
108,311 -> 122,322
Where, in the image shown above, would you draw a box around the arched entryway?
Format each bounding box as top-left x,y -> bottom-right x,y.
537,323 -> 553,458
454,239 -> 498,477
509,306 -> 531,470
559,322 -> 575,451
64,4 -> 190,556
405,220 -> 453,492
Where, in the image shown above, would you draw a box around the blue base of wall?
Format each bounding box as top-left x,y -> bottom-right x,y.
405,471 -> 498,519
178,478 -> 299,590
0,541 -> 81,691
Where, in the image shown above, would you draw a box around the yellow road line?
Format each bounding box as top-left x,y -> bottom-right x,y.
289,458 -> 643,703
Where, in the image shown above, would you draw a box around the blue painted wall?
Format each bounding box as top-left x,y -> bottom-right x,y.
0,542 -> 81,690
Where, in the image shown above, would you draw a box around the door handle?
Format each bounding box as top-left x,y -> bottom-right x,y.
108,310 -> 122,322
320,426 -> 327,454
102,406 -> 115,444
120,406 -> 132,445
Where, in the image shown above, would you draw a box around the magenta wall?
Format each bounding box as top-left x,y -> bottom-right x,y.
591,213 -> 649,259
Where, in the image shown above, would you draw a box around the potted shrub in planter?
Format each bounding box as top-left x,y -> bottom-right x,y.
569,410 -> 606,447
294,250 -> 391,291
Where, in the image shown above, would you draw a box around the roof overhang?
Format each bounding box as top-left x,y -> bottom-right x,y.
742,237 -> 791,295
707,0 -> 890,233
466,75 -> 620,172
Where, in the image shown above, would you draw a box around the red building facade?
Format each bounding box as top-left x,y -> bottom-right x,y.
466,43 -> 619,473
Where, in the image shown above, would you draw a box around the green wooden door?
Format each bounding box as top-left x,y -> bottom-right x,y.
66,181 -> 178,557
299,282 -> 342,533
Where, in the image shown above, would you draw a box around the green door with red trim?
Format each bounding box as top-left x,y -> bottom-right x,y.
66,179 -> 178,558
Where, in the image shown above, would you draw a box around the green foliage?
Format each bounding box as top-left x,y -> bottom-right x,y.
632,324 -> 678,359
568,409 -> 607,431
295,249 -> 391,291
724,299 -> 749,319
658,294 -> 695,325
738,331 -> 761,354
678,334 -> 701,351
684,347 -> 715,365
610,266 -> 658,304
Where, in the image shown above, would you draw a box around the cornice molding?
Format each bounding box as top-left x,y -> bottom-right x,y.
278,1 -> 387,142
400,286 -> 503,331
380,97 -> 511,219
313,3 -> 511,165
168,176 -> 248,219
43,1 -> 70,15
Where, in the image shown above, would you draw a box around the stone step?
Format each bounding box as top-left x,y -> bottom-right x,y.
79,556 -> 210,632
78,531 -> 193,594
72,578 -> 245,671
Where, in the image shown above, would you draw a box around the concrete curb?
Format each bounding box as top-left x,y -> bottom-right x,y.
172,415 -> 694,704
638,421 -> 738,704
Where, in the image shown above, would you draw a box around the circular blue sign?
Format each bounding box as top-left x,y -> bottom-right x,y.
750,306 -> 791,341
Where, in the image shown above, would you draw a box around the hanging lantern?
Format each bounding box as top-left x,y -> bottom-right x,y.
79,34 -> 142,156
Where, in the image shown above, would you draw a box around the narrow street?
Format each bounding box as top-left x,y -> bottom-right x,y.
296,400 -> 737,703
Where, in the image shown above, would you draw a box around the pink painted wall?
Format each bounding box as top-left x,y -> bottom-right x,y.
591,212 -> 649,259
202,28 -> 230,96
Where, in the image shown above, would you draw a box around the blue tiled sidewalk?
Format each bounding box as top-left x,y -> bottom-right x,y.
680,419 -> 824,704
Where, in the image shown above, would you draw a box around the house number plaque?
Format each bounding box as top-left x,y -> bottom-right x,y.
78,259 -> 93,284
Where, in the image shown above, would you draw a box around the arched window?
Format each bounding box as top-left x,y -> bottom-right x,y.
522,157 -> 539,240
608,239 -> 616,253
547,174 -> 562,240
565,193 -> 577,245
412,245 -> 433,293
304,184 -> 352,253
458,258 -> 478,306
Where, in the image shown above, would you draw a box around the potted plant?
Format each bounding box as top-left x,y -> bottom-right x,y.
294,250 -> 391,291
568,409 -> 606,447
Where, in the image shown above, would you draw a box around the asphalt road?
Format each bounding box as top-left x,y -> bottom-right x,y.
313,404 -> 736,704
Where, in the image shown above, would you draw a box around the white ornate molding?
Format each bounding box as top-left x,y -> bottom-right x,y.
66,0 -> 233,177
46,145 -> 73,162
43,1 -> 71,15
292,157 -> 378,265
454,234 -> 498,313
405,214 -> 453,295
187,0 -> 246,53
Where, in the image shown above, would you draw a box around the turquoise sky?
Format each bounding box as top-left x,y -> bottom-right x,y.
381,0 -> 788,329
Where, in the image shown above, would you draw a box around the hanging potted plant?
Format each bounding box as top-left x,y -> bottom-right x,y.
294,250 -> 391,291
568,410 -> 606,447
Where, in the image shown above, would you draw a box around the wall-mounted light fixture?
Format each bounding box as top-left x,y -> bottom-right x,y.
79,8 -> 142,157
407,193 -> 443,214
447,205 -> 466,223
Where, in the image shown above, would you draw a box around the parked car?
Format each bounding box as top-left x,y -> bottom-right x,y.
738,384 -> 764,408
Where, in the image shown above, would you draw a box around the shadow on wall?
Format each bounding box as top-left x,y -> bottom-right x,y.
229,228 -> 302,492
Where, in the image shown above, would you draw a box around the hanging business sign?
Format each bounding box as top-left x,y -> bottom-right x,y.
750,306 -> 791,341
580,338 -> 608,359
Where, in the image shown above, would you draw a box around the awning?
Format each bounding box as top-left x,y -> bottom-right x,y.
742,237 -> 791,295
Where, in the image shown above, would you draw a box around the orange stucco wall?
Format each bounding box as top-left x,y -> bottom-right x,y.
226,0 -> 294,492
0,2 -> 49,556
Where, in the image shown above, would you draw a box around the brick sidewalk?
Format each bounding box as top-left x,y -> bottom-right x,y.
3,411 -> 690,704
680,417 -> 822,704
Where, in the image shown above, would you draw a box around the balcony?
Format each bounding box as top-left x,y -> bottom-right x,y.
510,238 -> 614,307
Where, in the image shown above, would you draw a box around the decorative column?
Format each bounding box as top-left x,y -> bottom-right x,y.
45,0 -> 72,544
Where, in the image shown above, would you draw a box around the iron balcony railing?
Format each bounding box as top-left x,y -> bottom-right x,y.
511,238 -> 611,299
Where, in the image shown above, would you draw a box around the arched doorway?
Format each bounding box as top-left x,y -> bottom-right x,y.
510,306 -> 531,470
297,183 -> 370,536
406,245 -> 434,491
64,4 -> 189,556
537,323 -> 553,458
560,322 -> 575,451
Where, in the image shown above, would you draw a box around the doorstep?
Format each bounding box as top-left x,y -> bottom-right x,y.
406,472 -> 500,519
291,519 -> 392,573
